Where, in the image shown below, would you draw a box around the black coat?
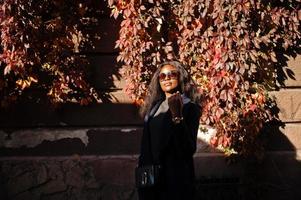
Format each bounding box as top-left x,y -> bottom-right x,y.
137,99 -> 200,200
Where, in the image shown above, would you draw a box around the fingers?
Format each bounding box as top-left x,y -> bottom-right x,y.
167,92 -> 183,117
168,91 -> 183,107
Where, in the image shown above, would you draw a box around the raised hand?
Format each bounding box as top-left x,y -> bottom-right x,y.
167,91 -> 183,118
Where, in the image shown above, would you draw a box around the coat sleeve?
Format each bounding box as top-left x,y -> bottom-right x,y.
169,103 -> 201,157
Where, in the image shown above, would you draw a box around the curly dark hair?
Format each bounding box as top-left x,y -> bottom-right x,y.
140,61 -> 200,117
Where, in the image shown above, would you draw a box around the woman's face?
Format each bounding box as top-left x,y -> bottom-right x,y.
159,64 -> 179,95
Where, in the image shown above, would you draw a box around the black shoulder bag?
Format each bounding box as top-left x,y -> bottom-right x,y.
135,164 -> 162,188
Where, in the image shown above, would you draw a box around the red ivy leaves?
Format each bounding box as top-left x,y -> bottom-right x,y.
109,0 -> 300,157
0,0 -> 102,105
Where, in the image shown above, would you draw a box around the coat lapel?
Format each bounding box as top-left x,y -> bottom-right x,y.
144,100 -> 163,123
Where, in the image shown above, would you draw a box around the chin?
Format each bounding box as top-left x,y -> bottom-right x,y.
164,87 -> 174,92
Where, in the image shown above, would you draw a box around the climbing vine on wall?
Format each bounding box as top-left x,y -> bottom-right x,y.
108,0 -> 300,157
0,0 -> 102,106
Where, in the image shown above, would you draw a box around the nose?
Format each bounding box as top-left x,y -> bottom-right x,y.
163,75 -> 171,81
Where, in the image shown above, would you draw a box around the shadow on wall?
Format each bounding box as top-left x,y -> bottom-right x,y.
274,41 -> 301,88
194,121 -> 301,200
87,53 -> 124,103
84,12 -> 124,104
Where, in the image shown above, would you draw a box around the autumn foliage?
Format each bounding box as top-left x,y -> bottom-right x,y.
108,0 -> 300,157
0,0 -> 102,106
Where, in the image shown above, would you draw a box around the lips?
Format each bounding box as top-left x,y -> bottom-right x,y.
164,83 -> 172,87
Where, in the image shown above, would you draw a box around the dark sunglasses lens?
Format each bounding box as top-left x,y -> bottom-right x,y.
170,71 -> 178,79
159,73 -> 166,81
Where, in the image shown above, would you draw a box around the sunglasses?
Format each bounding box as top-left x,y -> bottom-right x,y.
159,70 -> 179,81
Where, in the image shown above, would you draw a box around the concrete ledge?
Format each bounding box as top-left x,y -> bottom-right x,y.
1,124 -> 300,156
0,127 -> 142,156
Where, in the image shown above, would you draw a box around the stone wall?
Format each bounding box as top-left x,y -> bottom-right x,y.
0,156 -> 137,200
1,122 -> 301,200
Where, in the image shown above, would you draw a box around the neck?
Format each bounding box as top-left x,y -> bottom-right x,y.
165,92 -> 173,98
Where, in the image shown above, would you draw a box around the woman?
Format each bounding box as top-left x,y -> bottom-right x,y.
137,61 -> 201,200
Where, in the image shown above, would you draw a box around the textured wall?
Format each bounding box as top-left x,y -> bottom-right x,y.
1,126 -> 301,200
0,157 -> 137,200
